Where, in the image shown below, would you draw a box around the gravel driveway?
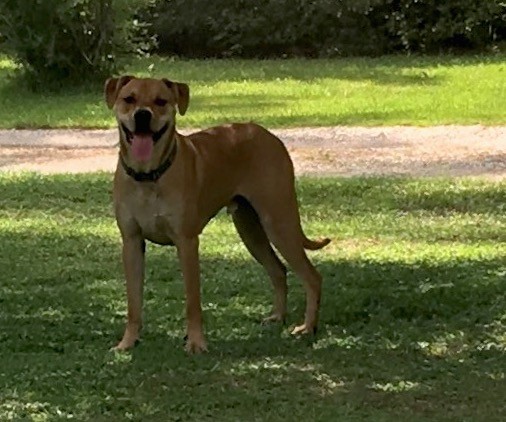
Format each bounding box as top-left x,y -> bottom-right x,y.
1,125 -> 505,179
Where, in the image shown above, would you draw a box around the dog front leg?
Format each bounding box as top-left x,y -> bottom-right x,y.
115,236 -> 145,350
177,236 -> 207,353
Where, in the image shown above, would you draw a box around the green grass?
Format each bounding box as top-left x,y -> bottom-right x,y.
0,172 -> 505,420
1,55 -> 505,129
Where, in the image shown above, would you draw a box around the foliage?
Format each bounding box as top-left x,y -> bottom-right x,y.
382,0 -> 506,52
0,0 -> 154,89
152,0 -> 384,57
149,0 -> 506,57
0,173 -> 505,420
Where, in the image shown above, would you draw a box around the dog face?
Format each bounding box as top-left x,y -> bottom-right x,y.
104,76 -> 189,163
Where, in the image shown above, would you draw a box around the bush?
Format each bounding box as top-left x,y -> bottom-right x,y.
0,0 -> 154,89
152,0 -> 384,57
149,0 -> 505,58
381,0 -> 506,53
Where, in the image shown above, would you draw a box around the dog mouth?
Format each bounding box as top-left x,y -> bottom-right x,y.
121,123 -> 169,163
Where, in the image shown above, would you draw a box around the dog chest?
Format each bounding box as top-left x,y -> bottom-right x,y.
123,186 -> 179,245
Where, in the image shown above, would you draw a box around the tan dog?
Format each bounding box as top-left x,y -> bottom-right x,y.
105,76 -> 330,353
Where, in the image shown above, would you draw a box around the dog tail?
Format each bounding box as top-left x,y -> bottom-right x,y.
303,236 -> 331,251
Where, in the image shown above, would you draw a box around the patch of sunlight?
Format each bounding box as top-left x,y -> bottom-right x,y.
0,218 -> 117,239
418,281 -> 456,294
199,243 -> 250,259
485,371 -> 505,381
105,298 -> 129,319
368,380 -> 420,393
38,306 -> 67,322
229,359 -> 346,397
418,321 -> 506,361
216,296 -> 269,318
82,278 -> 121,291
417,331 -> 469,358
202,302 -> 219,311
106,350 -> 133,365
229,358 -> 292,375
313,371 -> 346,396
312,330 -> 362,350
6,305 -> 70,323
0,56 -> 18,70
477,319 -> 506,352
0,399 -> 74,421
382,338 -> 402,350
323,239 -> 506,263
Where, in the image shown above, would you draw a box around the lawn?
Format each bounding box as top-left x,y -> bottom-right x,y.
0,54 -> 505,129
0,172 -> 505,420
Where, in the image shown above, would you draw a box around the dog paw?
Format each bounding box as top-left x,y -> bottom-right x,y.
185,334 -> 208,354
291,323 -> 317,336
111,338 -> 139,351
111,328 -> 141,351
261,313 -> 286,325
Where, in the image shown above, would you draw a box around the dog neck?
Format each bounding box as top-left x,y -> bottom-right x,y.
119,124 -> 178,182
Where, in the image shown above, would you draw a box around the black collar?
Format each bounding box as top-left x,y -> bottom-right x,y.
120,139 -> 177,182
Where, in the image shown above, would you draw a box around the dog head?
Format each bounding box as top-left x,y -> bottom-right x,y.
104,76 -> 189,164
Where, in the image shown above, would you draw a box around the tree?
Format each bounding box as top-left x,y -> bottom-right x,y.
0,0 -> 153,89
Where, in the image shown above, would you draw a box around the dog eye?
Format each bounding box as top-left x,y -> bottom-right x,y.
155,98 -> 168,107
124,96 -> 135,104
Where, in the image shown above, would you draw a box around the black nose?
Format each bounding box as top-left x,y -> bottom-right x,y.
134,109 -> 152,133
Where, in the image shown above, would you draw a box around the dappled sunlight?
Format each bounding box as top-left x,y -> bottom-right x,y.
1,398 -> 75,421
368,380 -> 421,393
106,350 -> 134,366
322,238 -> 505,262
312,330 -> 363,350
2,56 -> 505,128
313,371 -> 347,396
0,56 -> 18,70
417,331 -> 470,358
226,358 -> 347,397
1,173 -> 505,419
480,318 -> 506,352
207,296 -> 270,321
0,217 -> 117,238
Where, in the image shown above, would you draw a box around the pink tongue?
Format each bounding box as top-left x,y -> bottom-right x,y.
131,134 -> 153,162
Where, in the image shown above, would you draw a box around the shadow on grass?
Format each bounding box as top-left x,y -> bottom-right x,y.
187,104 -> 414,127
133,55 -> 506,86
0,227 -> 505,420
2,173 -> 504,217
1,174 -> 505,419
296,176 -> 506,215
187,94 -> 298,122
0,172 -> 114,217
3,55 -> 504,98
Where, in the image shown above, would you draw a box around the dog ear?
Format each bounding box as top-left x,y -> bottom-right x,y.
163,79 -> 190,115
174,82 -> 190,115
104,75 -> 135,109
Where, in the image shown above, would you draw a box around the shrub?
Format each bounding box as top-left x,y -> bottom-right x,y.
152,0 -> 384,57
0,0 -> 154,89
149,0 -> 505,57
381,0 -> 506,53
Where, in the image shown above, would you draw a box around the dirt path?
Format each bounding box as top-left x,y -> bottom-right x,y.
1,125 -> 505,179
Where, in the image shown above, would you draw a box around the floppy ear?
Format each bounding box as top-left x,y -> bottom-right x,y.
104,75 -> 135,109
163,79 -> 190,115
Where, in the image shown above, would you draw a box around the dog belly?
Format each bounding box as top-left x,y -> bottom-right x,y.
138,215 -> 176,246
143,230 -> 175,246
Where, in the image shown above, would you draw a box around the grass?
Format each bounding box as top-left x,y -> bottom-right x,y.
0,54 -> 505,129
0,172 -> 505,420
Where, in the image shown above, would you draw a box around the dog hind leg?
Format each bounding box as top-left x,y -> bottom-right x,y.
251,193 -> 323,335
231,196 -> 288,324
